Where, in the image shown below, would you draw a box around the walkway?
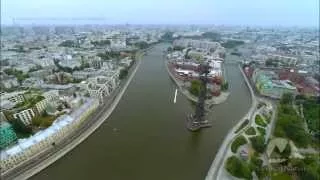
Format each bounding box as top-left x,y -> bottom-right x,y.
205,64 -> 257,180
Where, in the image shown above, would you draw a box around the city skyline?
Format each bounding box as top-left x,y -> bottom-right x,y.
1,0 -> 319,27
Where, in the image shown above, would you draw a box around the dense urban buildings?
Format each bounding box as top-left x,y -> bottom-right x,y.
0,25 -> 163,176
0,24 -> 319,180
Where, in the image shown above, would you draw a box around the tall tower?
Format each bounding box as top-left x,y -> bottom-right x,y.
186,63 -> 212,131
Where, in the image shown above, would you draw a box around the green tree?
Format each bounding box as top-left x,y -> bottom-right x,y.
281,92 -> 294,105
32,117 -> 41,126
173,46 -> 184,51
134,41 -> 149,49
225,156 -> 252,179
221,81 -> 229,91
161,31 -> 174,41
250,135 -> 266,153
201,32 -> 221,41
119,69 -> 128,79
189,80 -> 202,96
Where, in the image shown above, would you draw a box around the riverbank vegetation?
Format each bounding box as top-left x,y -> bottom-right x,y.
257,127 -> 266,136
231,135 -> 247,153
234,119 -> 249,133
255,114 -> 267,127
4,68 -> 30,84
245,127 -> 256,135
221,81 -> 229,91
250,135 -> 266,153
225,155 -> 252,179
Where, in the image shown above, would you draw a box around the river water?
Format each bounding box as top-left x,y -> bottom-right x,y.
31,44 -> 251,180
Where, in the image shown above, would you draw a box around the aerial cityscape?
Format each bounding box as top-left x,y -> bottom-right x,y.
0,0 -> 319,180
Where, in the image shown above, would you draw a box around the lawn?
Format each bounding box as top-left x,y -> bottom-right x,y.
231,135 -> 247,153
250,135 -> 266,153
225,155 -> 252,179
15,95 -> 45,110
271,172 -> 292,180
255,114 -> 267,127
32,114 -> 57,128
257,127 -> 266,136
265,116 -> 271,123
245,127 -> 256,135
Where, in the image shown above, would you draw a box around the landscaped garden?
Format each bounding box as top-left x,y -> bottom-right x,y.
32,112 -> 57,128
255,114 -> 267,127
235,119 -> 249,133
250,135 -> 266,153
274,93 -> 311,147
225,155 -> 252,179
14,95 -> 45,110
245,127 -> 256,135
231,135 -> 247,153
257,127 -> 266,136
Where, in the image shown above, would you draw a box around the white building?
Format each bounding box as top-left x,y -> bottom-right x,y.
0,99 -> 99,172
1,76 -> 19,89
13,109 -> 35,125
43,90 -> 60,102
0,112 -> 7,122
87,72 -> 120,101
173,39 -> 221,51
0,91 -> 25,104
119,57 -> 133,67
110,36 -> 126,49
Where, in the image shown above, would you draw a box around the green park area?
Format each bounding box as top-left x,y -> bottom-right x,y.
14,95 -> 45,110
225,155 -> 252,179
250,135 -> 266,153
4,68 -> 30,84
274,93 -> 311,147
245,127 -> 256,135
221,40 -> 245,49
32,112 -> 56,128
296,95 -> 320,137
255,114 -> 267,127
234,119 -> 249,133
189,80 -> 202,97
231,135 -> 247,153
225,153 -> 269,180
257,127 -> 266,136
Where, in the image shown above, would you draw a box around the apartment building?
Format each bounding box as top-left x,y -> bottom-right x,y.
0,99 -> 99,172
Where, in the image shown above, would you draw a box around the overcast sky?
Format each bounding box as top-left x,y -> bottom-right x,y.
1,0 -> 319,26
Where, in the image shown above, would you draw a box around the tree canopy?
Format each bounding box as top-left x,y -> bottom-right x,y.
189,80 -> 202,97
225,156 -> 252,179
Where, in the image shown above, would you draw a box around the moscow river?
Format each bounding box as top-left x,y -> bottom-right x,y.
31,43 -> 251,180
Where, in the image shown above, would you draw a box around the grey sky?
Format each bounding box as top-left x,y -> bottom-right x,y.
1,0 -> 319,26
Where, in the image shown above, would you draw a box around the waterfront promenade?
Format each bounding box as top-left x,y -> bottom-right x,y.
1,51 -> 146,180
205,64 -> 257,180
